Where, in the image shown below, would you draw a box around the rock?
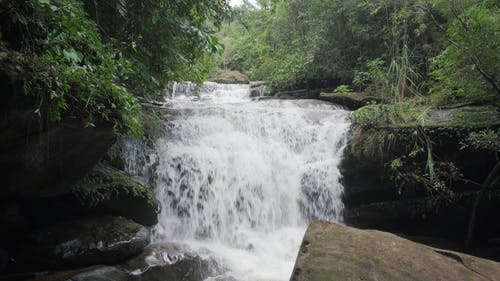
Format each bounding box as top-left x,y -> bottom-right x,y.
291,221 -> 500,281
34,243 -> 222,281
340,124 -> 500,253
66,266 -> 130,281
207,70 -> 249,84
120,243 -> 221,281
0,90 -> 116,198
344,190 -> 500,245
273,88 -> 328,99
7,216 -> 150,272
249,81 -> 267,98
318,92 -> 380,110
0,76 -> 117,198
71,164 -> 159,226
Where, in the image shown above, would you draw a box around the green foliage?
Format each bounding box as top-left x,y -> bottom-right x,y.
461,129 -> 500,152
348,103 -> 423,127
0,0 -> 230,136
334,85 -> 352,94
430,0 -> 500,105
83,0 -> 230,97
0,0 -> 142,134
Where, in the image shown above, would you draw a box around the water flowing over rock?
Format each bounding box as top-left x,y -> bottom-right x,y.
125,82 -> 351,280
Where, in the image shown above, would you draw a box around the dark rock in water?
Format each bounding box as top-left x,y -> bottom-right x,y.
121,243 -> 221,281
7,216 -> 149,272
66,266 -> 130,281
35,243 -> 223,281
291,221 -> 500,281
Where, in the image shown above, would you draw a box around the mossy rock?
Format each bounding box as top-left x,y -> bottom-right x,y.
318,92 -> 380,110
72,164 -> 158,226
291,221 -> 500,281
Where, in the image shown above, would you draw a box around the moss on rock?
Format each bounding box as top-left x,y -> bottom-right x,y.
291,221 -> 500,281
72,164 -> 158,226
207,70 -> 249,84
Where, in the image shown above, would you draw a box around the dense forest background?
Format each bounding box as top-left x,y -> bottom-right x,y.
217,0 -> 499,106
1,0 -> 498,134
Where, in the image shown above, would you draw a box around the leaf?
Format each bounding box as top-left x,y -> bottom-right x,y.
63,48 -> 83,64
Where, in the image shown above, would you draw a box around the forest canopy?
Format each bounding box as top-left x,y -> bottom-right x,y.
217,0 -> 499,105
0,0 -> 498,135
0,0 -> 230,134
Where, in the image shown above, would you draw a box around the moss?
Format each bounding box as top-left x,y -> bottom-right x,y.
351,104 -> 500,129
292,221 -> 500,281
72,164 -> 154,207
71,164 -> 158,226
431,106 -> 500,127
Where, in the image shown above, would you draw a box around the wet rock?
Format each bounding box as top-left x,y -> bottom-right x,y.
66,266 -> 129,281
291,221 -> 500,281
121,243 -> 221,281
7,216 -> 149,272
36,243 -> 223,281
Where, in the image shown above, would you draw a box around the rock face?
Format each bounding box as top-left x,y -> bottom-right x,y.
7,216 -> 150,272
0,88 -> 116,197
341,123 -> 500,254
291,221 -> 500,281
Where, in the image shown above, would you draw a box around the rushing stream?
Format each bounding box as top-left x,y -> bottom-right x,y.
127,82 -> 350,281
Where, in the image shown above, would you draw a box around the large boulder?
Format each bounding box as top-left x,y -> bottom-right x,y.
291,221 -> 500,281
7,216 -> 150,272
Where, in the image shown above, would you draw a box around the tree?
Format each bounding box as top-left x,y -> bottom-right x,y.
429,0 -> 500,104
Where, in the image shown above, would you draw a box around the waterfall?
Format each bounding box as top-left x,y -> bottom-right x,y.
129,82 -> 350,281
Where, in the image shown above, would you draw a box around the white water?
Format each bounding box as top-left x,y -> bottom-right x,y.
134,82 -> 350,281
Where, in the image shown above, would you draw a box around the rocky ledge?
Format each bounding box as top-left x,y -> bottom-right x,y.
291,221 -> 500,281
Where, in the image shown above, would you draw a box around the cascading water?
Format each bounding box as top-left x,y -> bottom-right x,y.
131,82 -> 350,281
